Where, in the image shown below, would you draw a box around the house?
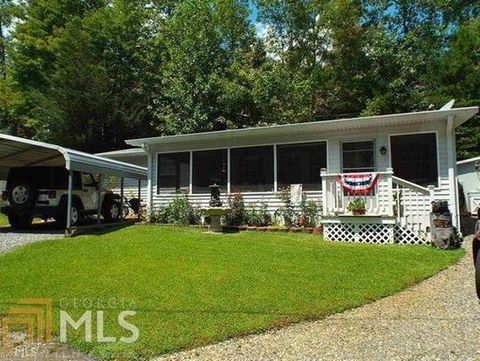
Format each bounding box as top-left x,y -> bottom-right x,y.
100,106 -> 479,245
457,156 -> 480,215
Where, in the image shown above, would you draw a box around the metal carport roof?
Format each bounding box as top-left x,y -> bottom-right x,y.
0,134 -> 147,180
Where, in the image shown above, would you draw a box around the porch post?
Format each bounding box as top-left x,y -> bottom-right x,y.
144,144 -> 153,212
446,115 -> 460,229
386,167 -> 394,216
97,174 -> 103,225
66,169 -> 73,230
120,177 -> 124,220
321,168 -> 328,216
273,144 -> 278,192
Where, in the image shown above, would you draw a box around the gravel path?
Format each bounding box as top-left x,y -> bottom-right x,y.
0,224 -> 63,254
158,239 -> 480,361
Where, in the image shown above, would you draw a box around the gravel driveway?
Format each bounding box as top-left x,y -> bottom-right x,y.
158,239 -> 480,361
0,223 -> 63,254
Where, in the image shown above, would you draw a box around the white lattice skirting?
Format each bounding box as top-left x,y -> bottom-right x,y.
323,223 -> 429,245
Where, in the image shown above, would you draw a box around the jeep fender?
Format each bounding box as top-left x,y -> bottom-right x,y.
59,194 -> 84,210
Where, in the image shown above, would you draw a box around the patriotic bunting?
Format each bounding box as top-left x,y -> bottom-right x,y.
338,173 -> 379,195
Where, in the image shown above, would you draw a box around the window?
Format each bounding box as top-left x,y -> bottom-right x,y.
277,142 -> 327,191
231,146 -> 274,192
390,133 -> 438,187
157,152 -> 190,193
192,149 -> 227,194
342,141 -> 375,173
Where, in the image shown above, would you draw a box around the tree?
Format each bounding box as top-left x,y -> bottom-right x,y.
433,18 -> 480,160
156,0 -> 258,135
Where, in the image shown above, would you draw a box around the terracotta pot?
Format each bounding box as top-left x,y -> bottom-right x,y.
352,209 -> 366,216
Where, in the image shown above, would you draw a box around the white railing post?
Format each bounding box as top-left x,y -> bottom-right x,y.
386,168 -> 394,216
321,168 -> 328,216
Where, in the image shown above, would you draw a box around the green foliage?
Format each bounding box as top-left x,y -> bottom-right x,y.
150,193 -> 200,226
245,203 -> 272,227
275,187 -> 297,228
299,193 -> 320,227
224,192 -> 246,226
347,198 -> 366,212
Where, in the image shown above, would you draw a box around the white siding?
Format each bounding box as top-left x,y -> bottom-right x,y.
148,120 -> 455,214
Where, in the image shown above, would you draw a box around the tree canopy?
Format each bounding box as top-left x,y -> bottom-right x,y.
0,0 -> 478,156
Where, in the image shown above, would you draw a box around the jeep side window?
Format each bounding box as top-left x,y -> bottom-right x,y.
82,173 -> 97,188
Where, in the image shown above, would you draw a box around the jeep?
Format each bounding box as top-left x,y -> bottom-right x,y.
1,166 -> 122,230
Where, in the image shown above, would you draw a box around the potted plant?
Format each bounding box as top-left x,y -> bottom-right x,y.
347,198 -> 366,215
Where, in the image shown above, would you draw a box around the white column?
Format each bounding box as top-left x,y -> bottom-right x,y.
145,145 -> 153,212
386,167 -> 394,216
273,144 -> 278,192
189,151 -> 193,195
227,148 -> 231,194
446,115 -> 460,229
321,168 -> 328,216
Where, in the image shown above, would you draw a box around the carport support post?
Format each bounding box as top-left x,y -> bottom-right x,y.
97,174 -> 103,226
66,169 -> 73,230
120,178 -> 124,220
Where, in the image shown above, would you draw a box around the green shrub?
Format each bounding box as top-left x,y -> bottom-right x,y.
149,193 -> 200,226
224,192 -> 246,226
275,187 -> 297,228
299,193 -> 320,227
245,203 -> 272,227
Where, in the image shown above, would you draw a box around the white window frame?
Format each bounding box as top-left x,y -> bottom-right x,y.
340,139 -> 376,173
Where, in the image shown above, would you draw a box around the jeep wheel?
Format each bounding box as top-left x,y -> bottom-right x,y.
103,200 -> 121,223
8,214 -> 33,230
56,201 -> 82,228
8,183 -> 36,209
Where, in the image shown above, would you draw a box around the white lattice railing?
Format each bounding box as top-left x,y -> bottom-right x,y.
321,169 -> 395,217
392,176 -> 434,243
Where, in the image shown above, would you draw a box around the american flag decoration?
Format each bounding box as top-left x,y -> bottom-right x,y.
338,173 -> 379,195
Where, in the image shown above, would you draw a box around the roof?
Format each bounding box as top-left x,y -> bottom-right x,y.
0,134 -> 147,180
125,107 -> 479,148
457,156 -> 480,166
96,148 -> 146,158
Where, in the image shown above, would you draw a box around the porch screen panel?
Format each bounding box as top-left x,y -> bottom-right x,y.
192,149 -> 227,194
390,133 -> 438,187
157,152 -> 190,193
342,141 -> 375,173
231,146 -> 274,192
277,142 -> 327,191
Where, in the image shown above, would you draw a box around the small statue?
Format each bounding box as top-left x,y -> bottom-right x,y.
209,183 -> 223,207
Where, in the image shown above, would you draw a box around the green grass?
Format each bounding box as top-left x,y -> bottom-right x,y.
0,213 -> 8,226
0,225 -> 463,360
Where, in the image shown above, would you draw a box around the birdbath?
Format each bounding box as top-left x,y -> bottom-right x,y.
202,184 -> 230,233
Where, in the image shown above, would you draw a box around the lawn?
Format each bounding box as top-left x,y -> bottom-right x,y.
0,225 -> 463,360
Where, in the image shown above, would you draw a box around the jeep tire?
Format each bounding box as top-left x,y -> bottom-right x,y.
8,182 -> 37,209
102,199 -> 121,223
56,199 -> 82,228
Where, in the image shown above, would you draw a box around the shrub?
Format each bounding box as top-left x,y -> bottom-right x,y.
245,203 -> 272,227
224,192 -> 246,226
149,193 -> 200,226
275,186 -> 297,228
299,193 -> 320,227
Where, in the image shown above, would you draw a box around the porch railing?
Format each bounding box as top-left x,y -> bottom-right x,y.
392,176 -> 434,234
321,168 -> 395,217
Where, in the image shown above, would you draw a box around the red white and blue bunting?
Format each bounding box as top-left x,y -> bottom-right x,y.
338,173 -> 379,195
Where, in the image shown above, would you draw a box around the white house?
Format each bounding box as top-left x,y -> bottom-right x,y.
100,106 -> 479,245
457,156 -> 480,215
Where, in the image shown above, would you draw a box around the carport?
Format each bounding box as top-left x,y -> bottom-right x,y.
0,134 -> 147,230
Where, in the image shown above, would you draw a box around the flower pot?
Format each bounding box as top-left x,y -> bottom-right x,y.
352,209 -> 366,216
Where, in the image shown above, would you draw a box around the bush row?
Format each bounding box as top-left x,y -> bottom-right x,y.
148,188 -> 321,228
